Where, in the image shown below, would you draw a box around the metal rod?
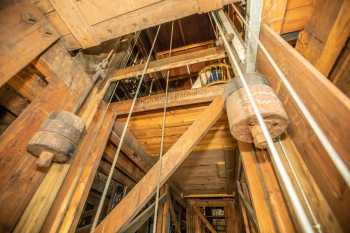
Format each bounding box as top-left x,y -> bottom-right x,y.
230,4 -> 350,187
152,21 -> 174,233
211,11 -> 315,233
90,25 -> 161,232
278,139 -> 322,233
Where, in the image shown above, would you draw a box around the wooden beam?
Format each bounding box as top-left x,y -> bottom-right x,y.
104,142 -> 145,182
120,193 -> 168,233
257,23 -> 350,231
12,43 -> 100,233
111,85 -> 225,115
0,2 -> 59,87
238,143 -> 277,233
14,105 -> 115,233
110,47 -> 226,81
112,121 -> 154,171
94,97 -> 225,233
192,206 -> 217,233
49,0 -> 235,48
0,80 -> 73,232
168,193 -> 181,233
48,109 -> 116,233
275,135 -> 343,233
296,0 -> 350,76
262,0 -> 288,33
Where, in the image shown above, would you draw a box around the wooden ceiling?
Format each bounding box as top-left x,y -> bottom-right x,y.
116,104 -> 235,157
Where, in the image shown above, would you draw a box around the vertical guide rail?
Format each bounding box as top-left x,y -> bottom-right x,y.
211,11 -> 315,233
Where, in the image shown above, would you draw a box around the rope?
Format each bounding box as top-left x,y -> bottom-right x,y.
230,4 -> 350,187
151,21 -> 174,233
211,11 -> 315,233
90,25 -> 162,232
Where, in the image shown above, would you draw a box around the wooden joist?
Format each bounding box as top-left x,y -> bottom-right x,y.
47,0 -> 235,48
111,85 -> 225,115
110,47 -> 226,81
257,23 -> 350,231
0,2 -> 59,87
94,97 -> 225,233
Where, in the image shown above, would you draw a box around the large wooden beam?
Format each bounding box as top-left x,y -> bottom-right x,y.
110,47 -> 226,81
296,0 -> 350,76
94,97 -> 225,233
49,0 -> 236,48
0,2 -> 59,87
111,85 -> 225,115
257,24 -> 350,232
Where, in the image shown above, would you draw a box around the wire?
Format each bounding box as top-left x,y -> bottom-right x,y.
230,3 -> 350,187
151,21 -> 174,233
211,11 -> 315,233
90,25 -> 162,232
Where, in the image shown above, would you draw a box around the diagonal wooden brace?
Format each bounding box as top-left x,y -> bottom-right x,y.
94,96 -> 225,233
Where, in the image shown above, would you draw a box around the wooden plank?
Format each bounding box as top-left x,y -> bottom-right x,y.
0,85 -> 30,116
192,206 -> 217,233
111,85 -> 225,115
331,41 -> 350,97
238,143 -> 277,233
110,47 -> 226,81
275,135 -> 343,233
49,0 -> 234,48
33,41 -> 93,107
0,80 -> 73,232
296,0 -> 350,76
262,0 -> 288,33
52,109 -> 116,233
99,160 -> 135,188
94,97 -> 225,233
120,193 -> 167,233
48,0 -> 96,48
257,23 -> 350,231
12,42 -> 99,233
112,121 -> 154,171
9,66 -> 47,101
0,2 -> 59,87
104,142 -> 145,182
253,149 -> 296,233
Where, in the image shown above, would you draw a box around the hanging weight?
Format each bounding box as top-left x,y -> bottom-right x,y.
27,111 -> 85,168
225,73 -> 289,149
